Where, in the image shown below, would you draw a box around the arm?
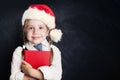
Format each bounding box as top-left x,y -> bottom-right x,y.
38,45 -> 62,80
21,60 -> 44,80
23,74 -> 36,80
10,47 -> 24,80
9,47 -> 41,80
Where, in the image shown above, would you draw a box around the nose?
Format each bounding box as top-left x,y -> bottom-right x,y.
33,28 -> 39,34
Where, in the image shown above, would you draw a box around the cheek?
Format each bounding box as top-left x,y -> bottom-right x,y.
26,31 -> 32,37
44,30 -> 49,36
44,31 -> 49,36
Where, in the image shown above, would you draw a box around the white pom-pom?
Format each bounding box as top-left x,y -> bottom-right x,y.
50,29 -> 63,43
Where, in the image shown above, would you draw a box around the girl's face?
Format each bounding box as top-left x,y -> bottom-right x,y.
24,19 -> 49,45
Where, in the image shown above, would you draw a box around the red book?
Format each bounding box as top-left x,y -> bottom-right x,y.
24,50 -> 50,69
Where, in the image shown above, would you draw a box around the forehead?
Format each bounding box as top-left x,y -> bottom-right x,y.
25,19 -> 46,25
24,19 -> 49,30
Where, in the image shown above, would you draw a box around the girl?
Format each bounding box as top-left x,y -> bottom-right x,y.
10,4 -> 63,80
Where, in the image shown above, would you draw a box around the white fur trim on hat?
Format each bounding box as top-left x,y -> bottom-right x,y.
22,8 -> 55,29
50,29 -> 63,42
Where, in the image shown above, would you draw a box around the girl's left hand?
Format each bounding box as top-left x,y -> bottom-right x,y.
21,60 -> 32,75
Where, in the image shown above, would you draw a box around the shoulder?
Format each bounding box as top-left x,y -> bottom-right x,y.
14,46 -> 23,52
12,46 -> 23,56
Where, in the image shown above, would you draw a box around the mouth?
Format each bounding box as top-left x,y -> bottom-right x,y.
32,36 -> 40,40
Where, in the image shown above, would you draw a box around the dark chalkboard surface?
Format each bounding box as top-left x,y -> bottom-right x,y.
0,0 -> 119,80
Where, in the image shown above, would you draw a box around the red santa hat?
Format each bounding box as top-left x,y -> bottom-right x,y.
22,4 -> 63,43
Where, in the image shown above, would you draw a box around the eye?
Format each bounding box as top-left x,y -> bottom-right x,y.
27,26 -> 34,30
39,26 -> 43,29
29,27 -> 33,29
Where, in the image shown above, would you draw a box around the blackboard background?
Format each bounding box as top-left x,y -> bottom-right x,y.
0,0 -> 119,80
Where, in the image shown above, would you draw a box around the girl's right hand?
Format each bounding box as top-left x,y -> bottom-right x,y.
21,60 -> 32,75
22,60 -> 43,80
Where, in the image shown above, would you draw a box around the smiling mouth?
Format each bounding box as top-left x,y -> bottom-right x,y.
32,36 -> 40,40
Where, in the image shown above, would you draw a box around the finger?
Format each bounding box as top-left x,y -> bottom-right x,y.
23,61 -> 32,68
22,60 -> 29,65
22,60 -> 26,65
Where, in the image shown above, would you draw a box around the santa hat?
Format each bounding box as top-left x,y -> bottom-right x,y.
22,4 -> 62,43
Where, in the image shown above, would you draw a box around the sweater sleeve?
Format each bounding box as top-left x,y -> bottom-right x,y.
9,46 -> 24,80
38,45 -> 62,80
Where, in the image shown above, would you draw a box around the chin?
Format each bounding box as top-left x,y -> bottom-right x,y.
33,42 -> 41,45
32,40 -> 42,44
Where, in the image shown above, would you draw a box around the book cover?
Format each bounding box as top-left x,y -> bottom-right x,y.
24,50 -> 50,69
